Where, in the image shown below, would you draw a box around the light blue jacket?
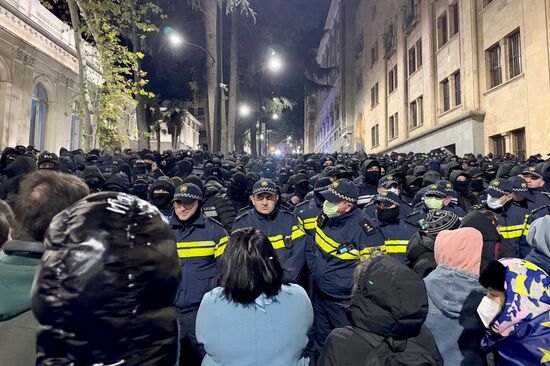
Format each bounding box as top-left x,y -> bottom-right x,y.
196,284 -> 313,366
424,265 -> 487,366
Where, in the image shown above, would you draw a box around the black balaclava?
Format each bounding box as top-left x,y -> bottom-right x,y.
377,206 -> 400,223
228,173 -> 249,201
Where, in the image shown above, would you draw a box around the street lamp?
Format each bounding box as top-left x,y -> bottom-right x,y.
239,104 -> 251,117
267,54 -> 283,74
272,113 -> 280,121
166,29 -> 216,64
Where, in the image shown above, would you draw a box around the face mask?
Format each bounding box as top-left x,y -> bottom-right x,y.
425,197 -> 444,210
387,187 -> 400,196
408,185 -> 420,195
364,171 -> 381,185
477,296 -> 503,328
377,206 -> 400,222
484,172 -> 496,182
486,194 -> 504,210
454,181 -> 470,193
152,192 -> 172,209
471,180 -> 485,191
323,200 -> 341,218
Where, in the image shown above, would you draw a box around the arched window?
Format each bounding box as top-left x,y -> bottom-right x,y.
70,101 -> 81,150
30,83 -> 47,150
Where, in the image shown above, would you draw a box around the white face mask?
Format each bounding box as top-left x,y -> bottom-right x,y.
388,187 -> 400,196
477,296 -> 503,328
486,194 -> 504,210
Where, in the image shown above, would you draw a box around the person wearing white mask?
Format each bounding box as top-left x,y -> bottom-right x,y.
484,177 -> 531,257
477,258 -> 550,365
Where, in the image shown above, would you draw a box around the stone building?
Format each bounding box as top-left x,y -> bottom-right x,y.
307,0 -> 550,157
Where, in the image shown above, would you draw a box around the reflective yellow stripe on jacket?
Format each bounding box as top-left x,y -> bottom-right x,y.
213,236 -> 230,258
315,226 -> 382,261
303,217 -> 318,231
500,223 -> 527,239
383,240 -> 409,254
177,241 -> 216,258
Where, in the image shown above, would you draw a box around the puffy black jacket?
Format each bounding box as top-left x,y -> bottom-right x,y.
319,255 -> 443,366
31,192 -> 181,366
406,231 -> 437,278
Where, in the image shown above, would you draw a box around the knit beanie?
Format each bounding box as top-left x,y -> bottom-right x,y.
426,210 -> 460,236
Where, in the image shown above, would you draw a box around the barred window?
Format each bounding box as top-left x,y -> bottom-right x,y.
488,44 -> 502,87
508,31 -> 522,78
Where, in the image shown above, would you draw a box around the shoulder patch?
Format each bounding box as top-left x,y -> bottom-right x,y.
360,218 -> 375,234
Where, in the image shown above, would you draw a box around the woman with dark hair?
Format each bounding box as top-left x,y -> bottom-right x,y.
196,228 -> 313,366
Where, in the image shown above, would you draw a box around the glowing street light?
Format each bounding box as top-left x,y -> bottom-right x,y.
168,32 -> 184,47
239,104 -> 251,117
267,52 -> 283,74
272,113 -> 280,121
165,28 -> 215,63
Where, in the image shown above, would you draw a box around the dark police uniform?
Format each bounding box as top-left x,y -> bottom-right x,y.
416,181 -> 467,219
169,183 -> 229,365
229,179 -> 306,283
522,166 -> 550,211
367,192 -> 421,264
363,175 -> 413,219
311,179 -> 385,358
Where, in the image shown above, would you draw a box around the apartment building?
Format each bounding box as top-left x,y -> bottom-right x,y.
308,0 -> 550,157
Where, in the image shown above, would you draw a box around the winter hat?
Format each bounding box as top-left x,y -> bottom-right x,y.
435,227 -> 484,275
527,216 -> 550,258
426,210 -> 460,235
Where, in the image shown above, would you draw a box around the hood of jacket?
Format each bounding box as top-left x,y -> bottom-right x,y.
435,227 -> 483,275
527,216 -> 550,258
102,172 -> 130,192
348,255 -> 428,339
422,170 -> 441,187
425,265 -> 485,318
460,210 -> 500,242
5,156 -> 37,178
360,159 -> 380,176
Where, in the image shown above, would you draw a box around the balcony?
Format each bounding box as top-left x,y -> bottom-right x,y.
403,1 -> 420,34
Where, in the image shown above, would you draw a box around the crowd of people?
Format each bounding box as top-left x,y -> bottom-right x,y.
0,144 -> 549,366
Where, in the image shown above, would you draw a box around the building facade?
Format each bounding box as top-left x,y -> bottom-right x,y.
307,0 -> 550,157
0,0 -> 87,152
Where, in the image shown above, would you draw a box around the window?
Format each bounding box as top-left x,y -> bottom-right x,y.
70,101 -> 81,150
30,83 -> 48,150
371,83 -> 379,108
442,79 -> 450,112
388,113 -> 398,140
488,44 -> 502,87
454,71 -> 461,106
491,134 -> 506,156
371,124 -> 379,147
449,3 -> 459,37
197,107 -> 205,116
512,128 -> 526,160
408,39 -> 422,75
355,32 -> 364,59
437,12 -> 448,48
371,40 -> 378,67
508,30 -> 522,78
388,65 -> 398,93
409,96 -> 423,129
410,100 -> 418,128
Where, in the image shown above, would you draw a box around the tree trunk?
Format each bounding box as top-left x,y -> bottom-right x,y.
204,0 -> 218,152
131,9 -> 149,150
227,11 -> 238,154
67,0 -> 94,151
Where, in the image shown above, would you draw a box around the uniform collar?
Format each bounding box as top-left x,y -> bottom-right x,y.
170,209 -> 205,228
254,207 -> 279,221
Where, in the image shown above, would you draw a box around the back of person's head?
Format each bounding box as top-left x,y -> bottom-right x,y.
434,227 -> 484,275
31,192 -> 181,366
13,171 -> 89,242
527,216 -> 550,258
349,254 -> 428,339
460,209 -> 500,242
0,213 -> 11,248
218,228 -> 285,304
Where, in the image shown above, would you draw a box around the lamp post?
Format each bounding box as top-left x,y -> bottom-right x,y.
167,31 -> 216,64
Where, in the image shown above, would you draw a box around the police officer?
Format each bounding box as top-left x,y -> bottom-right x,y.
230,179 -> 306,282
368,191 -> 421,263
294,177 -> 331,295
418,180 -> 466,218
169,182 -> 229,366
520,165 -> 550,210
484,177 -> 530,257
363,175 -> 413,219
311,178 -> 384,358
37,151 -> 59,170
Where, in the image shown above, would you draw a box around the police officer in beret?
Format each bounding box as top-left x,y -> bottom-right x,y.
230,179 -> 306,283
169,182 -> 229,365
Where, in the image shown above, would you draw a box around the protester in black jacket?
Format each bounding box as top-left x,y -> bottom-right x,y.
319,255 -> 443,366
